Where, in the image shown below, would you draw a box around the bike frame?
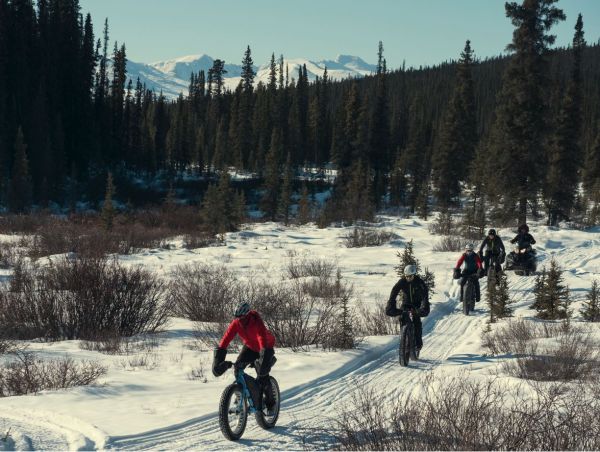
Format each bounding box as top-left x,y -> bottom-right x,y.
234,367 -> 257,415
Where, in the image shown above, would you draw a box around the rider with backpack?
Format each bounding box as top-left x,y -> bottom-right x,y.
478,229 -> 506,275
212,302 -> 277,414
454,243 -> 483,303
386,264 -> 430,355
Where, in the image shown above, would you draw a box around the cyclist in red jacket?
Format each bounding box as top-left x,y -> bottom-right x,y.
212,302 -> 277,412
453,243 -> 483,303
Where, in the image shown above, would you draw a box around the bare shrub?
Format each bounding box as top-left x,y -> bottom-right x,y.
119,351 -> 160,371
0,257 -> 169,340
504,331 -> 600,381
428,210 -> 456,235
483,318 -> 599,382
79,331 -> 124,354
334,374 -> 600,451
182,232 -> 222,249
481,317 -> 535,355
432,235 -> 468,252
192,321 -> 239,352
342,227 -> 397,248
0,351 -> 106,397
0,241 -> 26,269
286,256 -> 336,280
357,303 -> 399,336
168,263 -> 239,322
188,359 -> 209,382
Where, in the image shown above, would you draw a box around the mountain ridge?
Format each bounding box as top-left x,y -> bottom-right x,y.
125,53 -> 377,98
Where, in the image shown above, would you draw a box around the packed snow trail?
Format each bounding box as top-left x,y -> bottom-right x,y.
107,282 -> 487,450
0,411 -> 105,451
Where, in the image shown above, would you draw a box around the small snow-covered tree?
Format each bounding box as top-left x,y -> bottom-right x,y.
581,280 -> 600,322
532,258 -> 570,320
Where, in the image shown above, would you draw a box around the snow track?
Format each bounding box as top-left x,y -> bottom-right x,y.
0,411 -> 105,451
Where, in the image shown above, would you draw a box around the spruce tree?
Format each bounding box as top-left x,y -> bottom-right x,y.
261,128 -> 282,221
101,172 -> 116,231
532,258 -> 570,320
394,239 -> 435,295
487,271 -> 512,322
279,153 -> 293,225
487,0 -> 565,225
297,183 -> 311,225
8,127 -> 32,213
583,125 -> 600,204
545,14 -> 586,225
432,40 -> 477,207
581,280 -> 600,322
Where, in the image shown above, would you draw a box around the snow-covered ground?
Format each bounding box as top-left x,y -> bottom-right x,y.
0,217 -> 598,450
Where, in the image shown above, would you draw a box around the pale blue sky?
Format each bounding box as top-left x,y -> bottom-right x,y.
79,0 -> 600,68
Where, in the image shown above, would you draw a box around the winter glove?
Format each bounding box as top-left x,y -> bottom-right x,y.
212,348 -> 229,377
500,252 -> 506,264
453,268 -> 461,280
477,268 -> 485,278
418,302 -> 430,317
255,348 -> 275,377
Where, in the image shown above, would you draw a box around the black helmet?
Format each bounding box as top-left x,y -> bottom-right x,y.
488,229 -> 496,236
518,223 -> 529,233
234,302 -> 251,318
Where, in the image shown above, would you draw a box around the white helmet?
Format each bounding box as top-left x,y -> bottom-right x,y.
404,264 -> 417,276
465,243 -> 474,251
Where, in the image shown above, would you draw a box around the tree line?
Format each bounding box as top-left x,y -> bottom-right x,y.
1,0 -> 599,227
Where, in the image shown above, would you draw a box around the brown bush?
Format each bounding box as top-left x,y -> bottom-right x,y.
0,257 -> 169,340
184,264 -> 358,352
0,351 -> 107,397
286,255 -> 336,280
342,228 -> 398,248
432,235 -> 469,252
168,263 -> 239,322
482,318 -> 599,382
357,303 -> 399,336
334,373 -> 600,451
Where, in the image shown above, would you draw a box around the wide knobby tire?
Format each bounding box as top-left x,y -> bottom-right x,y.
255,377 -> 281,430
464,280 -> 474,315
399,323 -> 413,366
219,383 -> 248,441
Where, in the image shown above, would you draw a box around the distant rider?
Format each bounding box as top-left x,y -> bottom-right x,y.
510,224 -> 536,262
454,243 -> 483,303
478,228 -> 505,275
386,264 -> 430,356
212,302 -> 277,414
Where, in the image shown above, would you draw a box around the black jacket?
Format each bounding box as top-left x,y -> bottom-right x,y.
510,232 -> 536,250
386,275 -> 430,317
479,236 -> 505,255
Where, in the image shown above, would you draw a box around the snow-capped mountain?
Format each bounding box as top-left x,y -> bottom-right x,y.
126,54 -> 377,99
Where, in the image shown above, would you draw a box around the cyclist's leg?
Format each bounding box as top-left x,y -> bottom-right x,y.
235,345 -> 260,368
460,276 -> 467,301
414,315 -> 423,349
475,277 -> 481,302
484,251 -> 491,274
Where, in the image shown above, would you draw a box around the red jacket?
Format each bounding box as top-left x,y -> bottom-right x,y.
455,252 -> 482,273
219,311 -> 275,352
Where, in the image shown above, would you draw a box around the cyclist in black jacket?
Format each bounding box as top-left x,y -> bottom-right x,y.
386,264 -> 430,353
478,229 -> 505,275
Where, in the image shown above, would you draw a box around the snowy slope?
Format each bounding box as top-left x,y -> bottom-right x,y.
0,218 -> 598,450
126,54 -> 376,99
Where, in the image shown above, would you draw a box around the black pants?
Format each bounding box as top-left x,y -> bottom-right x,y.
235,346 -> 276,408
460,274 -> 480,302
483,252 -> 502,273
400,311 -> 423,349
